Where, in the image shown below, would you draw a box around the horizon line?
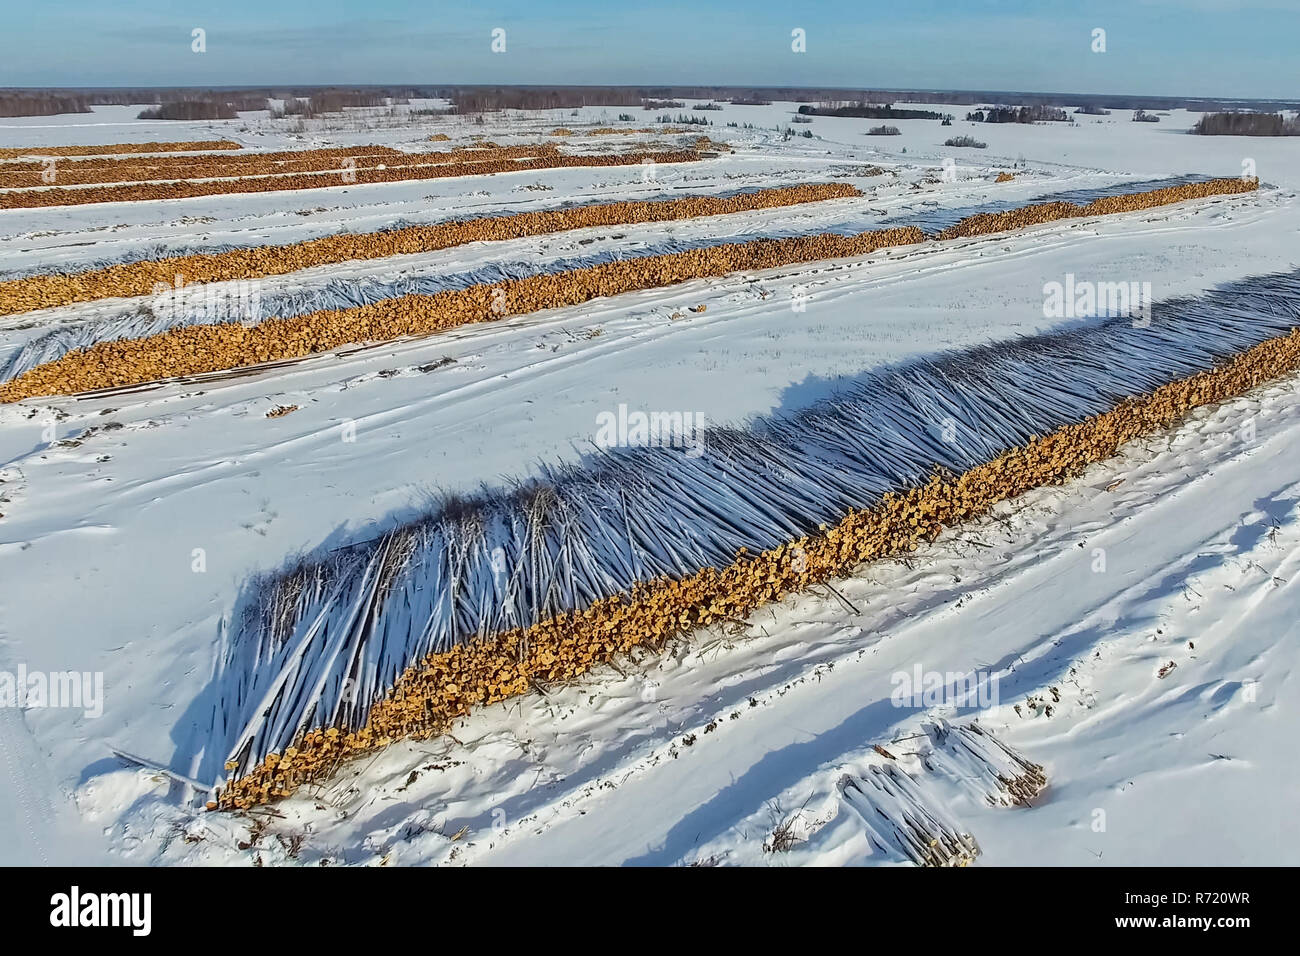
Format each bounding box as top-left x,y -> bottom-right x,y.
3,83 -> 1298,106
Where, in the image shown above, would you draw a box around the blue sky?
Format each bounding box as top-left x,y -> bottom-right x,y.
2,0 -> 1296,98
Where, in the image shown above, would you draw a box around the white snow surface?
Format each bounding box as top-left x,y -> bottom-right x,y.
0,100 -> 1298,866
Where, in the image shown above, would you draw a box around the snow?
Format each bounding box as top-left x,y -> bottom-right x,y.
1,99 -> 1298,865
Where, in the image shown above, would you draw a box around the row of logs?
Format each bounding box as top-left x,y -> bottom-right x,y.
0,224 -> 925,400
0,183 -> 861,315
937,177 -> 1256,239
0,148 -> 708,209
0,143 -> 606,188
0,140 -> 241,160
0,179 -> 1253,401
214,326 -> 1300,807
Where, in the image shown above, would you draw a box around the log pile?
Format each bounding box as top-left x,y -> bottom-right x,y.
0,148 -> 707,209
0,140 -> 241,159
0,223 -> 924,400
0,145 -> 526,188
937,177 -> 1255,239
0,183 -> 861,315
0,178 -> 1253,401
214,326 -> 1300,807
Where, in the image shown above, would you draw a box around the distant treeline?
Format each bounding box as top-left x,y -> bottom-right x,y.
966,105 -> 1070,123
1075,105 -> 1111,115
138,101 -> 237,120
275,90 -> 388,117
451,87 -> 641,112
618,87 -> 1300,112
138,89 -> 403,120
86,90 -> 165,105
1192,111 -> 1300,135
138,95 -> 269,120
8,85 -> 1300,117
798,103 -> 947,120
0,93 -> 91,117
656,113 -> 712,126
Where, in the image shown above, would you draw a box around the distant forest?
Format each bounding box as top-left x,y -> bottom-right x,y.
137,95 -> 270,120
1192,111 -> 1300,135
0,92 -> 91,117
966,105 -> 1070,123
799,103 -> 948,120
1,85 -> 1297,118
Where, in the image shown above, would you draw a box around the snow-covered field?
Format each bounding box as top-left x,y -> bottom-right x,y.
1,100 -> 1297,866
